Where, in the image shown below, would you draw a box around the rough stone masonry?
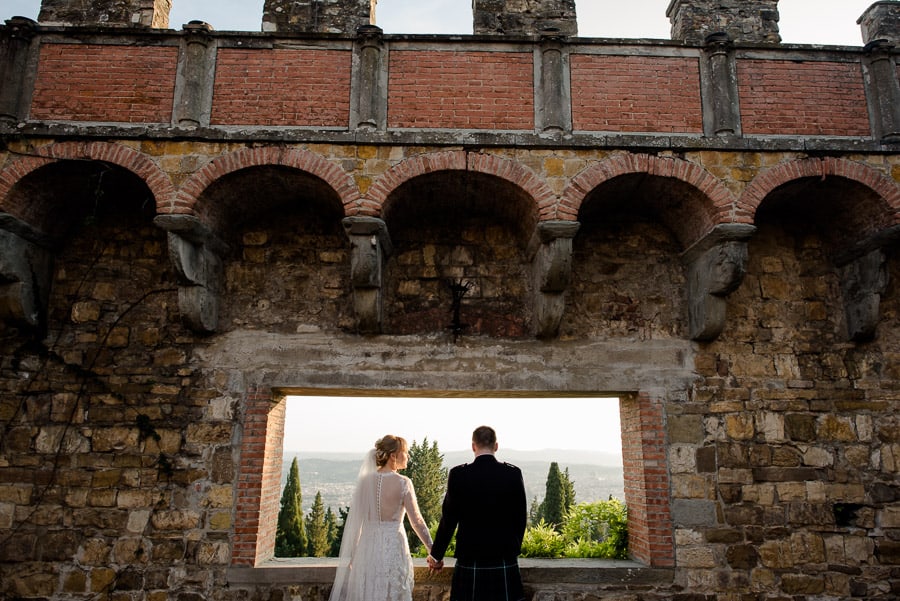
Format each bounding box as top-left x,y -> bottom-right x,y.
0,0 -> 899,600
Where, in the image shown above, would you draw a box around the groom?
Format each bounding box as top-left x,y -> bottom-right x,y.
428,425 -> 527,601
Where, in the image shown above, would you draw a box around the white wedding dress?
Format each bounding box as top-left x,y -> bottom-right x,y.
329,451 -> 433,601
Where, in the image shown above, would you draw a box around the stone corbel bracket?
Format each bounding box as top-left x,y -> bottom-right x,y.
682,223 -> 756,342
154,214 -> 228,334
343,216 -> 392,334
528,220 -> 580,339
0,213 -> 55,330
833,225 -> 899,342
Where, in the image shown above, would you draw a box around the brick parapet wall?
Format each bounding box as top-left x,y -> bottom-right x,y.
570,54 -> 703,133
737,59 -> 871,137
30,43 -> 178,123
3,28 -> 894,146
387,50 -> 535,130
211,48 -> 352,127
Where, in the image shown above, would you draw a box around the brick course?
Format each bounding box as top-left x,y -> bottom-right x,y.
570,55 -> 703,133
388,51 -> 534,130
737,59 -> 870,137
30,44 -> 177,123
211,49 -> 352,127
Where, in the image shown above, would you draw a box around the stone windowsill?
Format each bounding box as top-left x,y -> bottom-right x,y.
227,557 -> 674,587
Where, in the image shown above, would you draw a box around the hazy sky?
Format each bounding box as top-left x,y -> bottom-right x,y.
285,396 -> 623,454
2,0 -> 879,46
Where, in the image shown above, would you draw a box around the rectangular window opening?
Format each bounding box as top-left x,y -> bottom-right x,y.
283,392 -> 625,558
232,389 -> 674,574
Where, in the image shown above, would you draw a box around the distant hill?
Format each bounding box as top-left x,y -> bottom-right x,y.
284,449 -> 624,514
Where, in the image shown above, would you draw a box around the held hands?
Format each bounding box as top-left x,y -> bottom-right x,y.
426,554 -> 444,573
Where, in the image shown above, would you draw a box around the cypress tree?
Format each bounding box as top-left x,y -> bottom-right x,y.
529,496 -> 542,525
330,506 -> 349,557
275,457 -> 307,556
539,462 -> 566,530
324,506 -> 339,557
403,438 -> 447,552
305,491 -> 330,557
562,467 -> 576,514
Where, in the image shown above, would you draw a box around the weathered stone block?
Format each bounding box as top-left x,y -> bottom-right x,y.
151,509 -> 201,531
671,498 -> 718,527
785,413 -> 817,442
114,537 -> 151,564
38,0 -> 172,27
781,573 -> 825,595
668,414 -> 704,443
91,427 -> 140,453
725,544 -> 759,569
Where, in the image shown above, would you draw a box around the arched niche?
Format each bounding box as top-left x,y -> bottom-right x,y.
195,165 -> 352,333
381,170 -> 538,337
0,159 -> 165,333
564,173 -> 701,340
752,175 -> 897,342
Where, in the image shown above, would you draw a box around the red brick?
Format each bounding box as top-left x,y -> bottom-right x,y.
571,54 -> 703,133
388,51 -> 534,130
737,59 -> 870,136
31,43 -> 177,123
211,49 -> 351,127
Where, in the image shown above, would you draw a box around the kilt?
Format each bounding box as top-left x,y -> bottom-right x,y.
450,558 -> 525,601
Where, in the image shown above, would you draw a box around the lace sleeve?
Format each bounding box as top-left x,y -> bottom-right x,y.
401,476 -> 433,550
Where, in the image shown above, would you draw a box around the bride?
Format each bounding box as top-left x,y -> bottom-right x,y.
329,435 -> 434,601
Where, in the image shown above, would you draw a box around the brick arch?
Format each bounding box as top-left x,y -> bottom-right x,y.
559,153 -> 740,247
361,150 -> 556,219
739,157 -> 900,225
174,147 -> 362,220
0,141 -> 176,220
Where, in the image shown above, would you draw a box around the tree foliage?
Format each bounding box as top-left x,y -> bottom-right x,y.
275,457 -> 307,557
560,499 -> 628,559
521,499 -> 628,559
402,438 -> 447,552
535,462 -> 575,530
330,506 -> 348,557
305,491 -> 331,557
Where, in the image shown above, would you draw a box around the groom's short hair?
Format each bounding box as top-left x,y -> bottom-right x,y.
472,425 -> 497,449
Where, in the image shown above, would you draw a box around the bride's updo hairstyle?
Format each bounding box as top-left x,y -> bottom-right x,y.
374,434 -> 407,467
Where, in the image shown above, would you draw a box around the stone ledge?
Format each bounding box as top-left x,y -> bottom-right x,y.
226,557 -> 673,587
2,122 -> 894,153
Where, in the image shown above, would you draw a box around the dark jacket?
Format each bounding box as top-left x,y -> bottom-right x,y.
431,454 -> 527,562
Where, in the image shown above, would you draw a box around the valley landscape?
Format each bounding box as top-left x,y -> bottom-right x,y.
283,449 -> 625,514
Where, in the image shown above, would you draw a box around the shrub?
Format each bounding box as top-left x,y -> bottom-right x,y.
520,520 -> 566,558
561,499 -> 628,560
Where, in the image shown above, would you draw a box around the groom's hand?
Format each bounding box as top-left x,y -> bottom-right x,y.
427,555 -> 444,573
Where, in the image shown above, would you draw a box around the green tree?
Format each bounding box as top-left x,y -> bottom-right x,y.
402,438 -> 447,552
305,491 -> 330,557
529,496 -> 541,525
538,462 -> 565,530
330,506 -> 348,557
324,506 -> 339,557
562,467 -> 576,514
275,457 -> 307,557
